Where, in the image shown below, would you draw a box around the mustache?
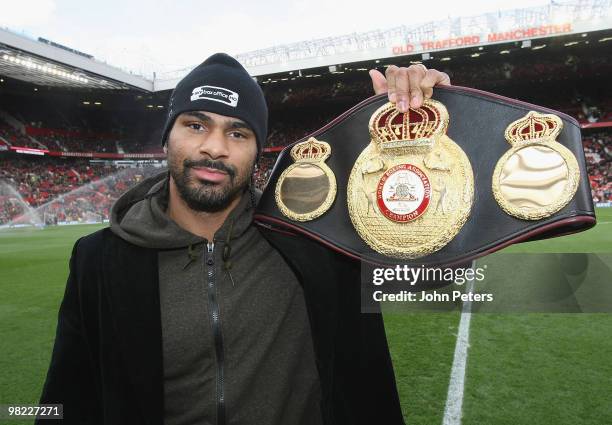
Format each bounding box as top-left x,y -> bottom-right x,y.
184,158 -> 236,179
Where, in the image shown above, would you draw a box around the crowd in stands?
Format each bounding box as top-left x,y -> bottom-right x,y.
253,154 -> 277,190
264,79 -> 372,108
266,114 -> 333,148
0,117 -> 122,152
34,133 -> 120,153
440,53 -> 611,89
0,120 -> 41,149
1,158 -> 114,207
35,166 -> 160,224
1,129 -> 166,154
0,158 -> 160,225
583,132 -> 612,203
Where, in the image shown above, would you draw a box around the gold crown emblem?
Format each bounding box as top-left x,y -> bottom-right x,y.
369,99 -> 449,149
504,111 -> 563,145
290,137 -> 331,162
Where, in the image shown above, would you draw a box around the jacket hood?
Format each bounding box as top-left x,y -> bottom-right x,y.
110,169 -> 258,249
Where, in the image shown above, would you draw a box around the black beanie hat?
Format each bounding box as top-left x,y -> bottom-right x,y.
160,53 -> 268,159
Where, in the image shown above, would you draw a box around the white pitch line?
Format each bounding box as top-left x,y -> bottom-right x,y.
442,260 -> 476,425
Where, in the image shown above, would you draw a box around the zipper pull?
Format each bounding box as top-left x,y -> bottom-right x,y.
205,241 -> 215,267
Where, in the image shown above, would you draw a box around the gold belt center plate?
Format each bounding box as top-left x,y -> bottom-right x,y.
347,99 -> 474,259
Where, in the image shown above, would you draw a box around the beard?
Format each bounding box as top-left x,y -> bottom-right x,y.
169,156 -> 253,213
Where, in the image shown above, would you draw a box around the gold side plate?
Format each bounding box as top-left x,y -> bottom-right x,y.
492,111 -> 580,220
275,137 -> 337,221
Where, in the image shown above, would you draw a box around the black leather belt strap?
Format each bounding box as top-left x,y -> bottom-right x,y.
254,85 -> 596,266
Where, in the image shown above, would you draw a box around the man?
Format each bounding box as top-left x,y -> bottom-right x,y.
37,53 -> 450,425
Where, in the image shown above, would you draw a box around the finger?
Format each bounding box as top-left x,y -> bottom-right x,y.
394,67 -> 410,112
408,65 -> 426,109
419,70 -> 451,106
385,65 -> 399,103
421,69 -> 451,89
369,69 -> 388,95
421,83 -> 433,101
420,70 -> 434,101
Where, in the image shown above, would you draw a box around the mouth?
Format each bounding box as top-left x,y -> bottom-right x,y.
190,166 -> 229,183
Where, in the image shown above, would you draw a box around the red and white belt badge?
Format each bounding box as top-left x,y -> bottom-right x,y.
376,163 -> 431,222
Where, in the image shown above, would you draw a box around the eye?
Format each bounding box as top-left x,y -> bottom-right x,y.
229,131 -> 247,139
187,122 -> 204,131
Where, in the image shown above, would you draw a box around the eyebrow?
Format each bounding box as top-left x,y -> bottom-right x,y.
182,111 -> 254,133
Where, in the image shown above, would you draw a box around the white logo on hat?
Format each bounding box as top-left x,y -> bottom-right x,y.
190,85 -> 239,107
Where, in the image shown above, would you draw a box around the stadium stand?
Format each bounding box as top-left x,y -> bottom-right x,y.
0,118 -> 41,149
0,157 -> 163,225
583,132 -> 612,203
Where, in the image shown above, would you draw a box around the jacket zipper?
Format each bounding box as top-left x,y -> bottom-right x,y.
206,241 -> 226,425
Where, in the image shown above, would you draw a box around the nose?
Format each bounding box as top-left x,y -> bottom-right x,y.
198,127 -> 229,159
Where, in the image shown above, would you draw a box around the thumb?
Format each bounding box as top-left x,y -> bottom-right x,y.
369,69 -> 388,95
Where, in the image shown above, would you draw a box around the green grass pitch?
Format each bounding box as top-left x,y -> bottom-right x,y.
385,208 -> 612,424
0,208 -> 610,424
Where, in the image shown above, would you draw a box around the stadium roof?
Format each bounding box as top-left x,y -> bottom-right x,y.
1,0 -> 611,92
0,27 -> 152,91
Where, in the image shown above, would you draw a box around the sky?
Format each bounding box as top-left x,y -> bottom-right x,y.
0,0 -> 553,78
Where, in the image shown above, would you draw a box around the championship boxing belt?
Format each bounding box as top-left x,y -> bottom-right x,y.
254,85 -> 596,267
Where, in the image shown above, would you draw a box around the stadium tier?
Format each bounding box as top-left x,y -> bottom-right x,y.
0,157 -> 163,225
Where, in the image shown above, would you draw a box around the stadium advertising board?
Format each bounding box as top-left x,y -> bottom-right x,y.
392,23 -> 573,55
